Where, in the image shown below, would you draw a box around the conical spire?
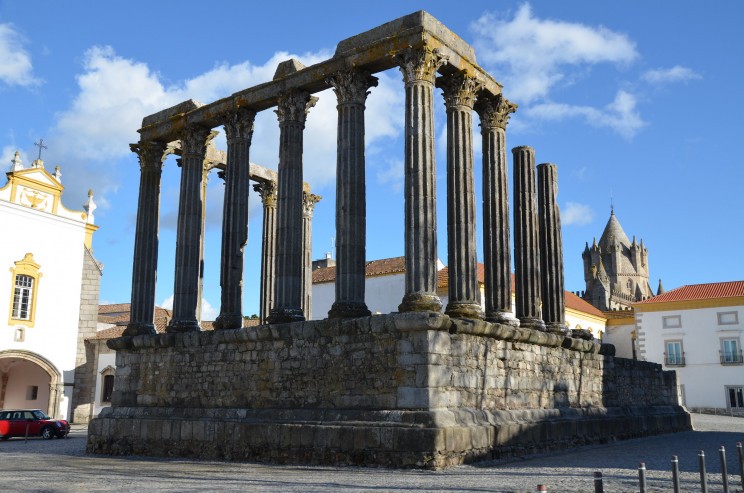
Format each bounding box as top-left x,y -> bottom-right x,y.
9,150 -> 23,172
83,189 -> 96,223
657,278 -> 665,295
598,209 -> 631,250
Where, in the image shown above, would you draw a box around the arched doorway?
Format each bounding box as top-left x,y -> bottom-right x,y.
0,350 -> 62,418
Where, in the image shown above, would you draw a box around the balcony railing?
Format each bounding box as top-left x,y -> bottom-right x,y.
664,352 -> 686,367
720,350 -> 744,365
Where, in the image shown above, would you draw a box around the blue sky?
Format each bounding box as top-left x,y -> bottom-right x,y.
1,1 -> 742,319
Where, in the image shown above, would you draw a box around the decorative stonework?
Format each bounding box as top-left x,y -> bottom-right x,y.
327,69 -> 378,105
438,72 -> 482,109
396,47 -> 448,85
275,90 -> 318,125
253,180 -> 278,208
475,95 -> 517,130
180,125 -> 213,158
130,141 -> 171,171
223,107 -> 256,143
302,192 -> 321,218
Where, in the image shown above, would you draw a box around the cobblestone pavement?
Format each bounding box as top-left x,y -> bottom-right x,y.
0,414 -> 742,492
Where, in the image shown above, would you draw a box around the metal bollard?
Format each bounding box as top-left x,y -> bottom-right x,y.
536,485 -> 547,492
638,462 -> 647,493
593,471 -> 604,493
699,450 -> 708,493
671,455 -> 680,493
737,442 -> 743,490
720,445 -> 729,493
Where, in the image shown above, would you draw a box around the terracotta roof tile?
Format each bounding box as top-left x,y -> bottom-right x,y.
313,256 -> 406,284
636,280 -> 744,304
565,292 -> 605,318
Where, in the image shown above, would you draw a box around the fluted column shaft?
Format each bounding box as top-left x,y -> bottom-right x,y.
438,72 -> 483,319
327,69 -> 377,318
396,47 -> 447,313
167,125 -> 212,333
254,181 -> 277,324
301,192 -> 321,320
475,96 -> 519,326
513,146 -> 546,330
538,163 -> 566,334
215,108 -> 256,330
125,141 -> 170,336
268,90 -> 318,324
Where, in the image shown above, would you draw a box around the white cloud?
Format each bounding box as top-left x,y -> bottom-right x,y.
1,145 -> 29,171
160,294 -> 218,321
471,3 -> 637,103
0,23 -> 40,87
375,157 -> 404,192
641,65 -> 701,84
48,46 -> 404,210
562,202 -> 594,226
526,90 -> 645,139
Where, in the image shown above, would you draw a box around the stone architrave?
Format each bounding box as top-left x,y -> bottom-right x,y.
267,90 -> 318,324
124,140 -> 172,336
326,69 -> 377,319
214,108 -> 256,330
253,180 -> 277,324
512,146 -> 545,331
301,191 -> 321,320
474,95 -> 519,326
538,163 -> 567,334
438,71 -> 483,320
395,47 -> 447,313
167,125 -> 213,333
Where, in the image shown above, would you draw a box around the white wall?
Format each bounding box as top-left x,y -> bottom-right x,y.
604,322 -> 636,359
93,346 -> 116,417
638,305 -> 743,408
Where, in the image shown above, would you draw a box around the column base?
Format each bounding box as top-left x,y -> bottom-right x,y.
166,319 -> 201,333
328,301 -> 372,319
444,302 -> 484,320
485,311 -> 520,327
213,313 -> 243,330
518,317 -> 546,331
545,322 -> 569,335
571,328 -> 595,341
398,292 -> 442,313
122,322 -> 156,337
267,308 -> 305,324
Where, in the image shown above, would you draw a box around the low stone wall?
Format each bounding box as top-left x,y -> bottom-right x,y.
87,312 -> 690,468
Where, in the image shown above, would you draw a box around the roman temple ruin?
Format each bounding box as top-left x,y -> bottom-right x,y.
87,11 -> 690,469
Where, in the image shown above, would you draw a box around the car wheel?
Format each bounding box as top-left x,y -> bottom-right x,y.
41,427 -> 55,440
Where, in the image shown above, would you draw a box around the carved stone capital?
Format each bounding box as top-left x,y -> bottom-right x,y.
302,192 -> 322,217
395,47 -> 448,86
180,125 -> 214,159
327,69 -> 378,105
275,90 -> 318,125
224,107 -> 256,143
253,181 -> 278,208
474,95 -> 518,130
437,72 -> 482,110
130,141 -> 171,172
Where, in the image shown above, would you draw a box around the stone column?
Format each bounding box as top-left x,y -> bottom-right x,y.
268,90 -> 318,324
167,125 -> 213,333
512,146 -> 545,331
327,69 -> 377,319
538,163 -> 567,334
124,141 -> 171,336
395,47 -> 447,313
214,108 -> 256,330
438,72 -> 483,320
301,191 -> 321,320
253,180 -> 278,324
474,95 -> 519,326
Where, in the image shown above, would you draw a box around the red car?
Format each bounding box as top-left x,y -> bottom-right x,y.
0,409 -> 70,440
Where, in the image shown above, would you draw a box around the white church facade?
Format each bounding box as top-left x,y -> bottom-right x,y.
0,151 -> 101,421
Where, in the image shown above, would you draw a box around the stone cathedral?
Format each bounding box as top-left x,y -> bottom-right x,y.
87,11 -> 688,469
582,209 -> 661,311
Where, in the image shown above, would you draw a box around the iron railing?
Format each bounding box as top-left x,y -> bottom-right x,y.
720,350 -> 744,365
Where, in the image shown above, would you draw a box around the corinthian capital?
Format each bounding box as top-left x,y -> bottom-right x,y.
327,69 -> 378,105
180,125 -> 214,158
275,90 -> 318,125
224,107 -> 256,143
437,71 -> 483,110
302,192 -> 322,218
474,95 -> 518,130
253,180 -> 278,208
130,141 -> 171,171
395,47 -> 448,86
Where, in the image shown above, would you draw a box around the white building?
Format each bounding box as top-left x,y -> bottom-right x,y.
0,152 -> 101,421
311,256 -> 607,337
610,281 -> 744,411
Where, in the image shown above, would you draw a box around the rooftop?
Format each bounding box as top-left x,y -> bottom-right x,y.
636,280 -> 744,304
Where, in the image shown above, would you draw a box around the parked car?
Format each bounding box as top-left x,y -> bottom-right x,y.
0,409 -> 70,440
